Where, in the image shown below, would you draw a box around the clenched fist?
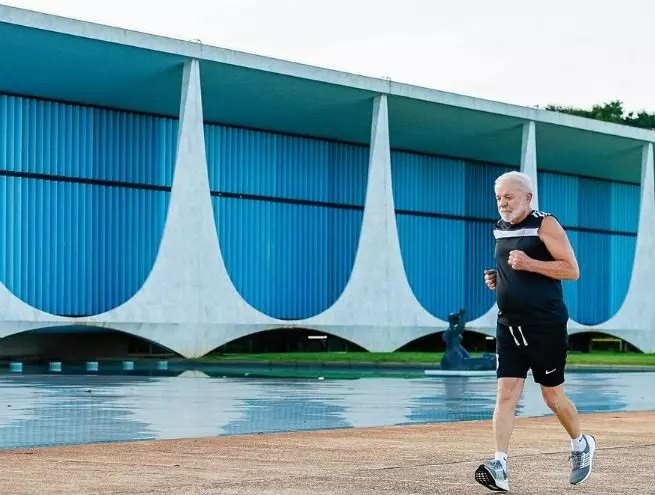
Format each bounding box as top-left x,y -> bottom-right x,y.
508,250 -> 532,271
484,269 -> 496,290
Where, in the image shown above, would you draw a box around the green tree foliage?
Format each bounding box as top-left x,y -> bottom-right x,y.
545,100 -> 655,130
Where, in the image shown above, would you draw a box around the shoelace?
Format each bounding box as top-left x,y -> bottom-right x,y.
568,451 -> 590,469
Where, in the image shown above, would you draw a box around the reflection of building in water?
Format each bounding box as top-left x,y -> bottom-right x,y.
0,372 -> 653,449
404,377 -> 498,424
563,373 -> 634,414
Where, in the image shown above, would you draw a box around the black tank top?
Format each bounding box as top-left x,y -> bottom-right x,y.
494,210 -> 569,326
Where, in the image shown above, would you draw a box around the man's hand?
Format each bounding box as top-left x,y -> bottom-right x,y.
484,269 -> 497,290
508,250 -> 533,271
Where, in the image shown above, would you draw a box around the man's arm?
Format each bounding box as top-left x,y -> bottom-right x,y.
507,216 -> 580,280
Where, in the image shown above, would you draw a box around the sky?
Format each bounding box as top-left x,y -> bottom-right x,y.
4,0 -> 655,113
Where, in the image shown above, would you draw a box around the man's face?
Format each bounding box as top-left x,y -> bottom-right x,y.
495,180 -> 532,223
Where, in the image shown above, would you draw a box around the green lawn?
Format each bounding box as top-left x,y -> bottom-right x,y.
196,351 -> 655,366
198,352 -> 440,364
566,351 -> 655,366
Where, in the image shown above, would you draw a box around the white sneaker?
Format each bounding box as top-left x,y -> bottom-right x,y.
569,434 -> 596,485
474,459 -> 509,492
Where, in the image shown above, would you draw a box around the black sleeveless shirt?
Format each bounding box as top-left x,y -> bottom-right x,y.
494,210 -> 569,326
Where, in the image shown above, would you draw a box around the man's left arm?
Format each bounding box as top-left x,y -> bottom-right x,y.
508,216 -> 580,280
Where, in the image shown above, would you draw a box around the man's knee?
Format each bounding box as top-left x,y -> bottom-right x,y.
541,384 -> 567,411
496,378 -> 524,406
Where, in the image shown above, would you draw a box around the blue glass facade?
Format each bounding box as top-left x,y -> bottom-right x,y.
392,151 -> 515,320
392,153 -> 640,324
539,172 -> 639,324
0,94 -> 641,325
205,125 -> 368,319
0,95 -> 176,315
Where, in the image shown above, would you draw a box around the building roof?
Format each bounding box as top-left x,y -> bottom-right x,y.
0,4 -> 649,183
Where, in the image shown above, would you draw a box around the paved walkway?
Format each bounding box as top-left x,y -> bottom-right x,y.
1,411 -> 652,494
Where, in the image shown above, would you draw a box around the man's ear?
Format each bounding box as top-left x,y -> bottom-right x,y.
527,192 -> 533,203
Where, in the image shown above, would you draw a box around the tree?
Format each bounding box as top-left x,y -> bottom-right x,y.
544,100 -> 655,130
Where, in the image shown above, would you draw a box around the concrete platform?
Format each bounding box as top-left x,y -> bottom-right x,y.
0,411 -> 652,494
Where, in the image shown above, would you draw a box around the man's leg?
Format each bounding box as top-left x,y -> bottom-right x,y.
475,323 -> 529,492
531,324 -> 596,485
540,384 -> 579,438
539,383 -> 596,484
494,377 -> 526,453
475,379 -> 525,492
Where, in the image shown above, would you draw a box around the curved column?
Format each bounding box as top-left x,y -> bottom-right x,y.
588,142 -> 655,352
520,120 -> 539,209
299,94 -> 442,351
84,59 -> 278,356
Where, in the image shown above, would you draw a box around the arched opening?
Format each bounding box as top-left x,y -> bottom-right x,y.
206,328 -> 367,355
568,331 -> 640,353
396,331 -> 496,353
0,326 -> 177,362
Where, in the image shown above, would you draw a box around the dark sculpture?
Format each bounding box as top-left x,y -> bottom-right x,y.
440,308 -> 496,371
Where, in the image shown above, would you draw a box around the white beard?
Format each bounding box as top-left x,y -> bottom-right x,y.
499,211 -> 514,223
499,206 -> 528,224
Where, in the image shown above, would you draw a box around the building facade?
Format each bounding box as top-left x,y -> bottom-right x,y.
0,5 -> 654,357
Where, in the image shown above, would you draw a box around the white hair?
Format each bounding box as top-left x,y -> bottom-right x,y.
494,171 -> 533,194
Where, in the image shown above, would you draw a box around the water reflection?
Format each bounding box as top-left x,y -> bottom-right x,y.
0,371 -> 652,449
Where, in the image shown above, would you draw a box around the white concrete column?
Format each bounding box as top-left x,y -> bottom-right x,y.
520,120 -> 539,210
86,59 -> 276,356
593,142 -> 655,352
302,94 -> 441,351
98,58 -> 221,323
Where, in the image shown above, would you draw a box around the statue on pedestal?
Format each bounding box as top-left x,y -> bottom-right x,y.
440,308 -> 496,371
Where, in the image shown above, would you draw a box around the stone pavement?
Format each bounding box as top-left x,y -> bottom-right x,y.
0,411 -> 652,494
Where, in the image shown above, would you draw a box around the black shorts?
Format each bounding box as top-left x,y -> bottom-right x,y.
496,322 -> 568,387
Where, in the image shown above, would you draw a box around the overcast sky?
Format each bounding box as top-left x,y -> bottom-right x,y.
4,0 -> 654,113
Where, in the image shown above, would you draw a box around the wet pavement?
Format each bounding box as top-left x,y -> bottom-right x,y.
0,410 -> 652,494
